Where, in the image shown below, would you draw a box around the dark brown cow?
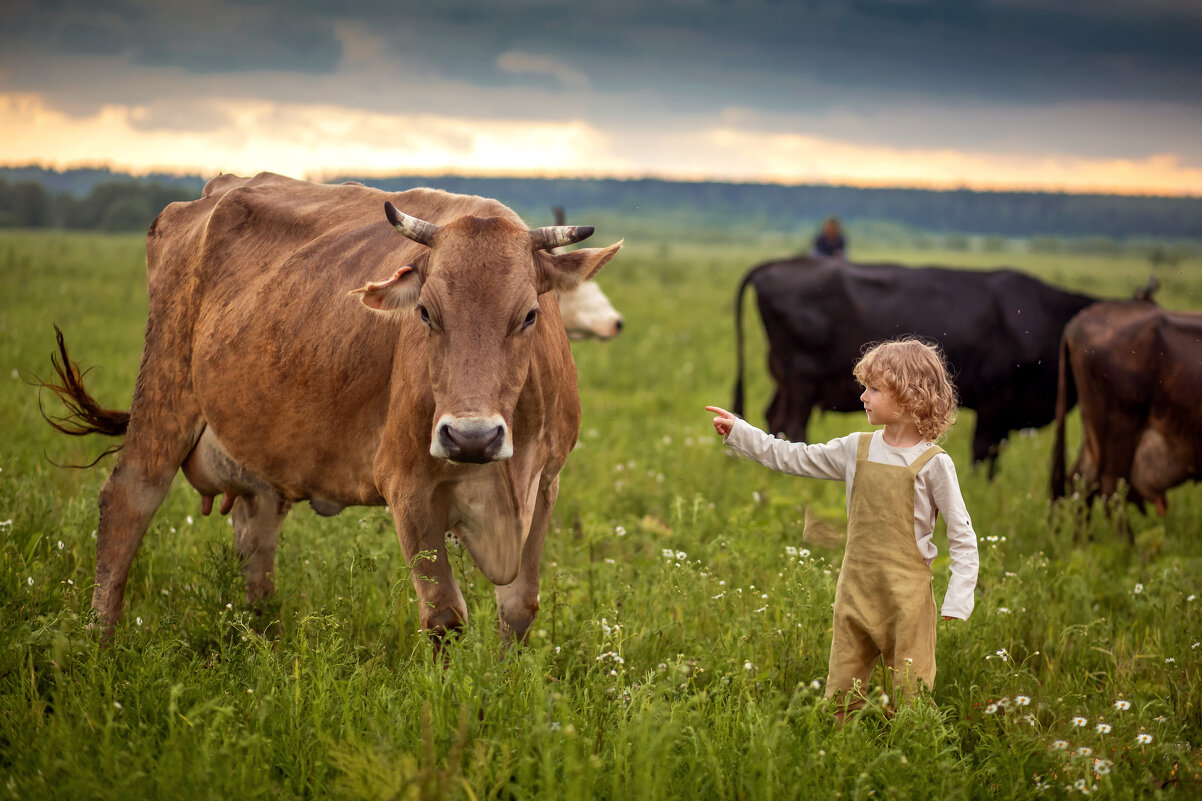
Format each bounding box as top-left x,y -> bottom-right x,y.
43,171 -> 621,639
1051,300 -> 1202,515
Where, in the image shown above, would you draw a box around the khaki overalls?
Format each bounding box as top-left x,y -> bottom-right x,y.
823,432 -> 944,708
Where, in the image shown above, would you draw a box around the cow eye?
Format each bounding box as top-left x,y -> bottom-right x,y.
417,304 -> 432,327
521,308 -> 538,331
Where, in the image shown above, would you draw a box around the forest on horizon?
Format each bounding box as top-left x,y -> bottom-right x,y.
1,165 -> 1200,243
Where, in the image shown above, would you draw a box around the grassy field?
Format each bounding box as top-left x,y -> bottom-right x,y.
1,227 -> 1201,799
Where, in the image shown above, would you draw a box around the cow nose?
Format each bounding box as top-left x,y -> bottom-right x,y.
614,318 -> 624,333
438,421 -> 507,463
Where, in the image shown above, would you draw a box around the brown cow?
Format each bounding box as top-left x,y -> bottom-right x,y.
1051,300 -> 1202,516
43,171 -> 621,640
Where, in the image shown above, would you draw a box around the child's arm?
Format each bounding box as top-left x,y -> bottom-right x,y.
704,406 -> 849,481
929,456 -> 979,620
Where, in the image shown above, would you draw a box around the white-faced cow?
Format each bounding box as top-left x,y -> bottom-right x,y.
732,258 -> 1102,477
1051,300 -> 1202,516
550,206 -> 624,341
43,171 -> 621,640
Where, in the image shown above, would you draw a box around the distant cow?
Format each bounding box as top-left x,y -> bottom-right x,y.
42,171 -> 621,640
1051,300 -> 1202,515
551,206 -> 624,340
732,258 -> 1099,475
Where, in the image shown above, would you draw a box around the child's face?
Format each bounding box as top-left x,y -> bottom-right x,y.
859,384 -> 905,426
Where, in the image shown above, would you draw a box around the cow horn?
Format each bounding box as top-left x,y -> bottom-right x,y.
385,202 -> 439,247
530,225 -> 594,251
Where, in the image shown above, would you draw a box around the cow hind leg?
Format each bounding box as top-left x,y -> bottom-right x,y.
93,459 -> 179,630
231,492 -> 291,610
93,412 -> 203,633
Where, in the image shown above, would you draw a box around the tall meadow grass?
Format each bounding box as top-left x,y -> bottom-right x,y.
1,229 -> 1200,798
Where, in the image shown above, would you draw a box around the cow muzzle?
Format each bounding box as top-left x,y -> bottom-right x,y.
431,414 -> 513,463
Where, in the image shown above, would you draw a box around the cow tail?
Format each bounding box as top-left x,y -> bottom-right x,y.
37,326 -> 130,465
1050,332 -> 1073,501
732,266 -> 758,418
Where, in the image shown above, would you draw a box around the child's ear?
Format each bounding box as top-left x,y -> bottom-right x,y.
536,241 -> 622,294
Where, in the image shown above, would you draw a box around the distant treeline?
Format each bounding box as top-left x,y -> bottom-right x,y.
2,165 -> 1200,239
0,176 -> 201,232
344,174 -> 1202,240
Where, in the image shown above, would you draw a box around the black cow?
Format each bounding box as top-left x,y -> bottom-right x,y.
732,257 -> 1100,476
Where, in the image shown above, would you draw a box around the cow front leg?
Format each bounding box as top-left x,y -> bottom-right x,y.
389,495 -> 467,641
494,477 -> 556,643
231,492 -> 291,607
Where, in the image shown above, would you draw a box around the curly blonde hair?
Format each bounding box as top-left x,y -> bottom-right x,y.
852,337 -> 958,442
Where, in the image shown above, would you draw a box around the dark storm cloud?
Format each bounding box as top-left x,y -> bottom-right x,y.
3,0 -> 1201,115
1,0 -> 342,75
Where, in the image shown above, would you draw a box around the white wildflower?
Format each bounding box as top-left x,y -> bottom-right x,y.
1095,723 -> 1111,734
1133,583 -> 1143,594
1136,732 -> 1153,744
1071,716 -> 1088,727
1114,699 -> 1131,711
1016,695 -> 1031,706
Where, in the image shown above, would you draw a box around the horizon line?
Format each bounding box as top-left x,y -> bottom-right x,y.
4,159 -> 1200,202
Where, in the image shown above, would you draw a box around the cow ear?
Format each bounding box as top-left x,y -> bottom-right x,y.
350,265 -> 423,312
538,241 -> 623,294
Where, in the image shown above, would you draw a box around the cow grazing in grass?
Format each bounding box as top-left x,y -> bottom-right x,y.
732,258 -> 1099,477
43,171 -> 622,640
551,206 -> 624,341
1051,300 -> 1202,516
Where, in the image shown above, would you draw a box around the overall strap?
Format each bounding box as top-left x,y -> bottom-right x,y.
856,432 -> 872,461
908,444 -> 945,476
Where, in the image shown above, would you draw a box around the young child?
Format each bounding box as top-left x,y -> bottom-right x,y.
707,337 -> 978,714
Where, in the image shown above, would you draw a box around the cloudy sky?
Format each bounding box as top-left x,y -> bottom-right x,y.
2,0 -> 1201,195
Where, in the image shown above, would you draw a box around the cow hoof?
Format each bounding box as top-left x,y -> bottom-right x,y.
424,606 -> 466,643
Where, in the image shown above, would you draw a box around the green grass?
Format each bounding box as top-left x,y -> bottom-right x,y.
2,229 -> 1201,799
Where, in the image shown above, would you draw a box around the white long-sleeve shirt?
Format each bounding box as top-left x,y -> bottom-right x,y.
725,418 -> 979,620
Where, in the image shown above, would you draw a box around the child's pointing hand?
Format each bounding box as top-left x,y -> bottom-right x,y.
706,405 -> 736,437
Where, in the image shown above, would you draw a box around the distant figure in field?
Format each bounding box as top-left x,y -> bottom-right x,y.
811,217 -> 847,258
